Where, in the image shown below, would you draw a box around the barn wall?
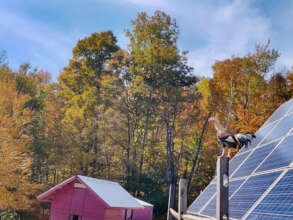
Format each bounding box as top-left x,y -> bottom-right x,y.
104,208 -> 124,220
50,183 -> 72,219
83,185 -> 106,219
133,207 -> 153,220
50,180 -> 107,220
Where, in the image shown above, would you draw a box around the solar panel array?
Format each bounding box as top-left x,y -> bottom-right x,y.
187,99 -> 293,219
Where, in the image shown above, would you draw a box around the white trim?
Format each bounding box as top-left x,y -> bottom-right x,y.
74,183 -> 86,188
190,211 -> 217,219
135,198 -> 153,207
241,169 -> 289,220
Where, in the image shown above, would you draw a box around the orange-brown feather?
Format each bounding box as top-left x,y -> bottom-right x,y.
218,131 -> 232,137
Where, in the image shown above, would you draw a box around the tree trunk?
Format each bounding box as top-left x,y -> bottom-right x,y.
225,78 -> 234,129
166,111 -> 177,212
187,112 -> 211,193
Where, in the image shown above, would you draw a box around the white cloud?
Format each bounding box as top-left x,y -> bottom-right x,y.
120,0 -> 273,76
176,0 -> 271,76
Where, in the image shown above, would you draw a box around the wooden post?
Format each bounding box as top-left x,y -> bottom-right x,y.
216,156 -> 229,220
178,179 -> 187,220
167,184 -> 172,220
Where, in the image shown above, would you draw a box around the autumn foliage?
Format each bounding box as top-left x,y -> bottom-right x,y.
0,11 -> 292,220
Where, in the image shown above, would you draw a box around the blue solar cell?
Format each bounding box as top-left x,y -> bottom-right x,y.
238,121 -> 277,153
256,135 -> 293,173
229,152 -> 250,175
200,196 -> 216,217
247,213 -> 293,220
232,141 -> 279,178
247,169 -> 293,220
260,114 -> 293,145
201,179 -> 244,217
229,171 -> 281,219
187,183 -> 216,214
262,99 -> 293,126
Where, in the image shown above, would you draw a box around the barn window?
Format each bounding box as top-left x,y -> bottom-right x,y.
70,215 -> 82,220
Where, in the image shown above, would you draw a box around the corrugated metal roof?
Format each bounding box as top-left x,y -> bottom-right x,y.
78,175 -> 143,208
135,198 -> 154,207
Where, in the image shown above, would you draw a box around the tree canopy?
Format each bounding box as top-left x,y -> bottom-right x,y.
0,11 -> 292,220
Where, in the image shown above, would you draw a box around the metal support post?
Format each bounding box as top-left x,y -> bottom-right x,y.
216,156 -> 229,220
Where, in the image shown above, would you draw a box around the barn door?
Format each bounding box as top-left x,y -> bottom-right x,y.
70,188 -> 86,216
124,209 -> 134,220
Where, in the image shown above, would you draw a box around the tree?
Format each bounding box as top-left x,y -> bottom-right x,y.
126,11 -> 197,211
287,68 -> 293,98
0,79 -> 39,213
209,43 -> 279,133
268,73 -> 290,105
58,31 -> 119,177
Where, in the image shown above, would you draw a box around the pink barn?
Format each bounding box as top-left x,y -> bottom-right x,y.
37,175 -> 153,220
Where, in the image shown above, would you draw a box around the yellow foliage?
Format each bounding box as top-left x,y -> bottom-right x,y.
0,80 -> 40,211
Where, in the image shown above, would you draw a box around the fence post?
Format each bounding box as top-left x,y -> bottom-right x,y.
216,156 -> 229,220
178,179 -> 187,220
167,184 -> 172,220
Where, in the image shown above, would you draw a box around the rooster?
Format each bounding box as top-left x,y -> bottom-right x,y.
235,133 -> 256,148
208,117 -> 256,158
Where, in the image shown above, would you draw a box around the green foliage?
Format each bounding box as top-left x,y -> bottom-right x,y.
0,210 -> 19,220
196,78 -> 211,97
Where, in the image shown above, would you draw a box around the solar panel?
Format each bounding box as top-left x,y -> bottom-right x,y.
187,183 -> 216,214
256,135 -> 293,173
229,171 -> 282,219
247,169 -> 293,220
260,115 -> 293,145
200,179 -> 244,217
262,99 -> 293,126
229,152 -> 250,175
232,141 -> 279,178
187,99 -> 293,220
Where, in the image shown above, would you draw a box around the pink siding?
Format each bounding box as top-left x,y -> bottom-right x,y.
50,184 -> 72,217
50,180 -> 106,220
83,187 -> 106,219
104,208 -> 124,220
133,207 -> 153,220
70,188 -> 86,214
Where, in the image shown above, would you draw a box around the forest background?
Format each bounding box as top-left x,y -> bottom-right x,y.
0,11 -> 292,220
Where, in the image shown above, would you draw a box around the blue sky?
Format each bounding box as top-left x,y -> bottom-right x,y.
1,0 -> 292,80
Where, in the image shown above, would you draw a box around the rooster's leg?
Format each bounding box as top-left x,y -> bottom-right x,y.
221,145 -> 225,157
227,148 -> 231,158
